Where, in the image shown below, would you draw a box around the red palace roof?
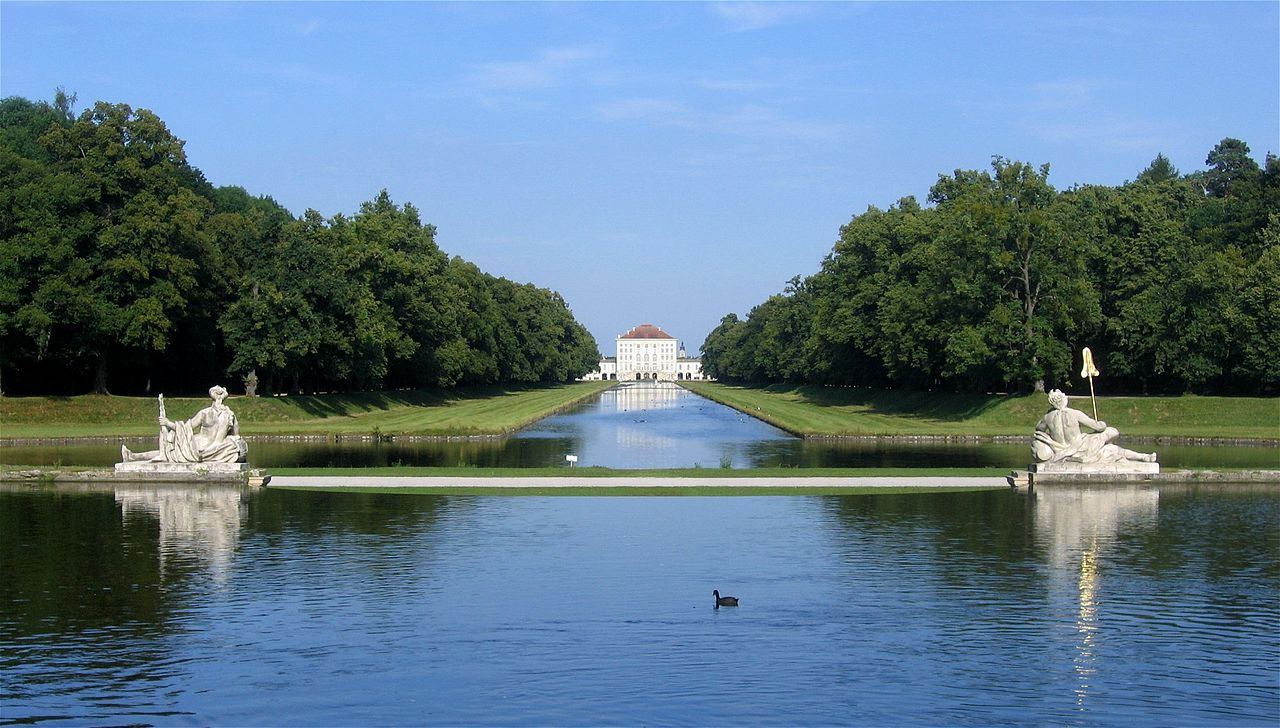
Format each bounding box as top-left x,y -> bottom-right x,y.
619,323 -> 675,340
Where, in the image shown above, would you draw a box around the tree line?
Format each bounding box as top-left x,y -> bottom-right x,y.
702,142 -> 1278,395
0,92 -> 600,396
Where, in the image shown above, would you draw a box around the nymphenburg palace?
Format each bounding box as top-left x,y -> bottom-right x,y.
580,323 -> 708,381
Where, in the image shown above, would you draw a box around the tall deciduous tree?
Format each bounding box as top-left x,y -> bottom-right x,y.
3,99 -> 212,393
1204,138 -> 1260,199
927,158 -> 1096,391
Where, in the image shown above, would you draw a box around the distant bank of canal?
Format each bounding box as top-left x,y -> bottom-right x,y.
3,383 -> 1275,471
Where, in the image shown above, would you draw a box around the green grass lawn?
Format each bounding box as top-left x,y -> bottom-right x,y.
680,382 -> 1280,440
0,382 -> 613,439
3,379 -> 1276,442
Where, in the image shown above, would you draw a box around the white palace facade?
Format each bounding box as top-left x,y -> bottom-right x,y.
581,323 -> 709,382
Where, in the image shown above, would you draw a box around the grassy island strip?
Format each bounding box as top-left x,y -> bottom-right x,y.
0,382 -> 613,440
679,382 -> 1280,441
255,467 -> 1015,496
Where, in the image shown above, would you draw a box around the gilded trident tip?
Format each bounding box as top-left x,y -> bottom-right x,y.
1080,347 -> 1100,378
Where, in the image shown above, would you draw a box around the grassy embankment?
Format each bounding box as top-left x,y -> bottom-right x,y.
680,381 -> 1280,441
0,381 -> 613,440
3,379 -> 1275,441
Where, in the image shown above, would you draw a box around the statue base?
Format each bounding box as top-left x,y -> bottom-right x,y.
113,461 -> 253,482
116,461 -> 250,473
1008,460 -> 1161,488
1030,461 -> 1160,475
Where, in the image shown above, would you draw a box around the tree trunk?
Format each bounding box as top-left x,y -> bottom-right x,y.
93,355 -> 110,394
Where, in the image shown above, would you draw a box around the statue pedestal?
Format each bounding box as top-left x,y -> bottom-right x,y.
1030,461 -> 1160,475
1011,460 -> 1161,487
113,461 -> 252,482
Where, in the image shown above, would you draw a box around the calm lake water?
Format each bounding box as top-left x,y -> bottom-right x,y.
2,483 -> 1277,726
3,383 -> 1276,470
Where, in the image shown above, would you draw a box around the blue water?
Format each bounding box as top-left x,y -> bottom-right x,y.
2,483 -> 1277,726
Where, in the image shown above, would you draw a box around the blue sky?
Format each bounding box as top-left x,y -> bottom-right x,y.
3,2 -> 1277,355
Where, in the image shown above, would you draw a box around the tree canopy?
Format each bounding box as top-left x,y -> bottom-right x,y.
1,93 -> 599,395
702,143 -> 1279,395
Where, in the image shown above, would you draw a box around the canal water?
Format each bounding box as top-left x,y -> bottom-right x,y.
2,483 -> 1276,725
3,383 -> 1276,470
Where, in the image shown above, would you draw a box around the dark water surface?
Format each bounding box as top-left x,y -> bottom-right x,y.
3,383 -> 1276,470
2,483 -> 1277,726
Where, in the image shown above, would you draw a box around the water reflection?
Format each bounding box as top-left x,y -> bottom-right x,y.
115,485 -> 243,583
1033,484 -> 1160,566
1032,485 -> 1161,714
519,381 -> 793,468
1,485 -> 1276,726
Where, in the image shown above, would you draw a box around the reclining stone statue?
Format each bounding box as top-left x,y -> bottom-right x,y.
1032,389 -> 1156,467
121,385 -> 249,465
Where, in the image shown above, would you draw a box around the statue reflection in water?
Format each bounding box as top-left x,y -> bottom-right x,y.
1033,485 -> 1159,710
115,485 -> 244,582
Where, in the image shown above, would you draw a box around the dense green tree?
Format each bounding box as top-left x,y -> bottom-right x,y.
702,141 -> 1276,395
341,192 -> 448,389
754,277 -> 816,382
700,313 -> 749,381
1135,153 -> 1180,185
1204,138 -> 1260,199
807,198 -> 925,387
2,99 -> 214,392
1233,215 -> 1280,388
221,210 -> 350,394
2,93 -> 599,395
927,158 -> 1097,391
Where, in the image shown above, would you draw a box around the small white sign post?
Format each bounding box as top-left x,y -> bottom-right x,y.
565,455 -> 578,467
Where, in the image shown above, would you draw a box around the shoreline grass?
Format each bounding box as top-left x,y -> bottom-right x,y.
0,382 -> 613,440
680,382 -> 1280,441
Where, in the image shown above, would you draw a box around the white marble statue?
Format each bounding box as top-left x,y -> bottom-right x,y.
1032,389 -> 1156,465
121,385 -> 248,464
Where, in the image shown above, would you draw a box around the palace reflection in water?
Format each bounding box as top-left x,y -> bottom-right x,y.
518,381 -> 796,468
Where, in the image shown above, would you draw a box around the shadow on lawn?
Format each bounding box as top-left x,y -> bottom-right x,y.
259,384 -> 574,420
757,384 -> 1024,422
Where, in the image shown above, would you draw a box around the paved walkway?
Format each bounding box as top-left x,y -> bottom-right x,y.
266,475 -> 1010,489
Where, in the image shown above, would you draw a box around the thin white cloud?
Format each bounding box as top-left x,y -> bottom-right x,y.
711,2 -> 814,32
593,96 -> 846,143
595,97 -> 690,122
467,45 -> 604,92
1031,78 -> 1103,110
295,18 -> 322,36
1035,118 -> 1174,153
695,77 -> 778,93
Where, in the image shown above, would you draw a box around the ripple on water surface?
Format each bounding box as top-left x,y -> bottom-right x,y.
1,488 -> 1277,726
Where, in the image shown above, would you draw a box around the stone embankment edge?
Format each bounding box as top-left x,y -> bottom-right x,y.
4,470 -> 1276,489
261,475 -> 1012,489
264,472 -> 1279,489
1006,469 -> 1280,487
0,468 -> 255,483
4,434 -> 1276,446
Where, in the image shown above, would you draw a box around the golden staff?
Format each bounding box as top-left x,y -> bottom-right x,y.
1080,347 -> 1100,420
